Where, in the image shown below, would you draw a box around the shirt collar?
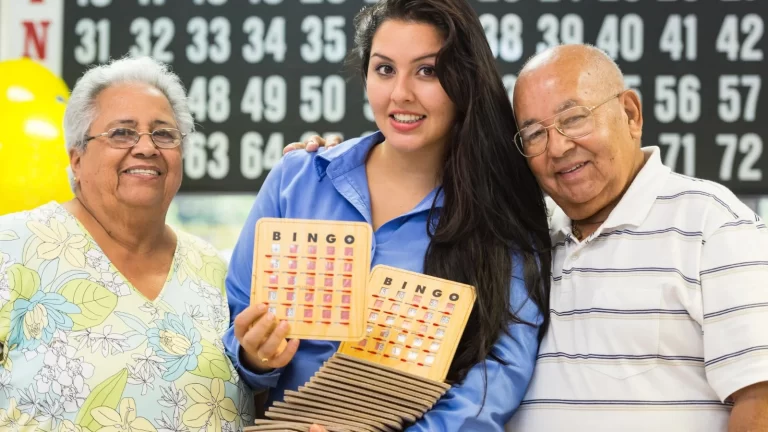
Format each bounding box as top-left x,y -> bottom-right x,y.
313,131 -> 445,209
550,146 -> 669,238
314,131 -> 384,179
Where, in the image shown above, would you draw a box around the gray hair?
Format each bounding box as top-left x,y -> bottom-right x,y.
63,56 -> 194,190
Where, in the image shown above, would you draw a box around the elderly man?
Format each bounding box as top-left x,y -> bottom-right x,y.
504,44 -> 768,432
283,44 -> 768,432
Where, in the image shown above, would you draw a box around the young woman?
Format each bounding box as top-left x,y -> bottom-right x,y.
224,1 -> 551,430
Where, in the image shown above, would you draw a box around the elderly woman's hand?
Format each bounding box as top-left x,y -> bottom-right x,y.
234,303 -> 300,371
309,425 -> 329,432
282,134 -> 343,155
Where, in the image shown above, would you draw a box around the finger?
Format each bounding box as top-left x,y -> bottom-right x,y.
309,425 -> 328,432
257,320 -> 291,359
233,303 -> 267,341
306,140 -> 319,152
285,142 -> 309,153
240,310 -> 278,354
328,135 -> 343,147
269,338 -> 299,368
308,135 -> 325,146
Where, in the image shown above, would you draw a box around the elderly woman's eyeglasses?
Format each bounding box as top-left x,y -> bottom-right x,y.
84,127 -> 185,149
514,92 -> 623,158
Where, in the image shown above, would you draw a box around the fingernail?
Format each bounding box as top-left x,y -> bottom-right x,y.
278,320 -> 289,330
256,304 -> 266,313
266,313 -> 275,322
308,140 -> 316,146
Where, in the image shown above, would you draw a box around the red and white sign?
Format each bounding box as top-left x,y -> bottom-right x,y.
0,0 -> 64,75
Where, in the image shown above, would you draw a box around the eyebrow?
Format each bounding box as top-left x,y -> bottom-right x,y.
106,119 -> 137,128
151,119 -> 173,127
106,119 -> 173,128
371,52 -> 438,64
555,99 -> 579,113
519,98 -> 580,128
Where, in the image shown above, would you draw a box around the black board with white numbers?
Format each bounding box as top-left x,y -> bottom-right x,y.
63,0 -> 766,195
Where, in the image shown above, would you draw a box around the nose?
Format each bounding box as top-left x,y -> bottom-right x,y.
131,132 -> 160,158
546,127 -> 576,159
390,74 -> 415,104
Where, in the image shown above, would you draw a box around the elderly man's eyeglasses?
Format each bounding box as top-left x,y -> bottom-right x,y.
84,127 -> 185,149
514,92 -> 623,158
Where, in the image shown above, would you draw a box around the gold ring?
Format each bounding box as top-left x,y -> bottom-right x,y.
261,357 -> 269,363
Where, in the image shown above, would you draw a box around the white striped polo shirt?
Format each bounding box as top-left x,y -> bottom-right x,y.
507,146 -> 768,432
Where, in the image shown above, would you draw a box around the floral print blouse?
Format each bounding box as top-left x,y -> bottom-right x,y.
0,202 -> 254,432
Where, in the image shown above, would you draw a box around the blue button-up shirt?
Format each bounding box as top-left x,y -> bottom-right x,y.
224,132 -> 542,431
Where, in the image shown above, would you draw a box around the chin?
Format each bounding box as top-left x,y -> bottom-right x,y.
565,193 -> 599,207
384,133 -> 436,153
550,184 -> 601,206
120,194 -> 167,209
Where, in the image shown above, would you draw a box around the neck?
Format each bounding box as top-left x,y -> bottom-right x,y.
64,195 -> 170,254
368,139 -> 445,189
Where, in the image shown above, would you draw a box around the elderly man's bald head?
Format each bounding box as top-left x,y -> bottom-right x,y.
518,44 -> 625,97
512,43 -> 645,223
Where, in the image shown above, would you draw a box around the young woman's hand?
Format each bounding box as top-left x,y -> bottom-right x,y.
282,134 -> 343,154
233,304 -> 299,372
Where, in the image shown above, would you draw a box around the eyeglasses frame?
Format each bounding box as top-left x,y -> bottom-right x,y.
514,91 -> 625,158
84,127 -> 186,149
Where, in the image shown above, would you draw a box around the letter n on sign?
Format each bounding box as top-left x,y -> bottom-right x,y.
0,0 -> 65,76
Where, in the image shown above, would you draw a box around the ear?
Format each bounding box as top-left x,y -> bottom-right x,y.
69,146 -> 83,181
622,90 -> 643,141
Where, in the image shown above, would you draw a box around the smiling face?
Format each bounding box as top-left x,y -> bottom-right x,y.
366,20 -> 456,154
70,82 -> 182,213
513,45 -> 644,220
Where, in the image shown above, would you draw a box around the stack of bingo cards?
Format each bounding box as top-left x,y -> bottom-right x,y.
251,218 -> 373,341
246,265 -> 476,432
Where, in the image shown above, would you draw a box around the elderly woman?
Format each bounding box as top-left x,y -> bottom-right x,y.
0,57 -> 253,431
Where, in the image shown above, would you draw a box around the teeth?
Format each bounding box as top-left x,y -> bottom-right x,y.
126,169 -> 160,176
562,163 -> 584,174
392,113 -> 424,123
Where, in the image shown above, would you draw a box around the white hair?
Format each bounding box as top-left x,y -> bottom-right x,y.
63,56 -> 194,190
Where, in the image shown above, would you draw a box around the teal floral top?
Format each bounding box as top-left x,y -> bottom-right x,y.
0,202 -> 254,432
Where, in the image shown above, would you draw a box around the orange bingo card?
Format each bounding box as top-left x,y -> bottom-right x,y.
338,265 -> 476,382
251,218 -> 373,341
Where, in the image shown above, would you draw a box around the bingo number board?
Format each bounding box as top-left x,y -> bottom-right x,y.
63,1 -> 767,196
340,265 -> 476,382
251,218 -> 372,341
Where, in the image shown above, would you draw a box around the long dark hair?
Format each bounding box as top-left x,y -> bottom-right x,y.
352,0 -> 552,388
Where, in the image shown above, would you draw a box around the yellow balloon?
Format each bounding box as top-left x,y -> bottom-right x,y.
0,57 -> 73,215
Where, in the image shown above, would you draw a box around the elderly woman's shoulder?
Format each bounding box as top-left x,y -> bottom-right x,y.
173,228 -> 228,264
0,202 -> 66,230
171,230 -> 230,295
0,210 -> 20,228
